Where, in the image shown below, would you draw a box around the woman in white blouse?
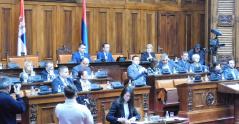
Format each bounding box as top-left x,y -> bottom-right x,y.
75,70 -> 91,91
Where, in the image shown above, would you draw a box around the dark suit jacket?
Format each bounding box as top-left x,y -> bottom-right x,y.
72,52 -> 93,63
106,100 -> 140,124
51,76 -> 74,93
158,60 -> 180,73
224,68 -> 239,80
177,60 -> 191,72
40,69 -> 59,81
0,91 -> 26,124
97,51 -> 115,62
140,52 -> 156,61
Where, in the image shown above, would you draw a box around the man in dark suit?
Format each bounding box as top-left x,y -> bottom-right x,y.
0,77 -> 26,124
177,51 -> 190,72
188,44 -> 205,65
40,61 -> 59,81
127,56 -> 147,85
52,66 -> 75,93
72,43 -> 93,63
224,59 -> 239,80
97,43 -> 115,62
140,44 -> 156,61
158,53 -> 180,74
72,57 -> 92,79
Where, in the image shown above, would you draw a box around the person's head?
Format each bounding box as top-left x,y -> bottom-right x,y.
64,84 -> 77,99
78,70 -> 88,80
213,62 -> 221,71
160,53 -> 169,65
0,77 -> 12,93
58,66 -> 69,79
80,57 -> 90,69
192,54 -> 200,63
181,51 -> 188,61
45,61 -> 54,72
102,43 -> 110,53
194,44 -> 201,53
146,44 -> 153,53
23,61 -> 34,73
118,86 -> 135,114
78,43 -> 86,54
227,59 -> 235,69
150,58 -> 159,68
132,56 -> 140,65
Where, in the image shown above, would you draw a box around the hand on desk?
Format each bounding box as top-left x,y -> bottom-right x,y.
139,67 -> 146,73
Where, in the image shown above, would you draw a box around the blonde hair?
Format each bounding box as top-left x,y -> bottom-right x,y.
20,61 -> 35,78
146,44 -> 153,52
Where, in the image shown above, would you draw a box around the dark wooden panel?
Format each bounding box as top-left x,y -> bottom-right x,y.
63,10 -> 72,49
198,13 -> 205,48
115,12 -> 123,53
186,13 -> 192,51
25,10 -> 33,55
1,8 -> 11,60
98,11 -> 107,50
44,10 -> 53,58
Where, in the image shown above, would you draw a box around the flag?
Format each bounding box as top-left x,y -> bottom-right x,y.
81,0 -> 89,53
17,0 -> 27,56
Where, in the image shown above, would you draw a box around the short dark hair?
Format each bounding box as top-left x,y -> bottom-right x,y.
150,58 -> 159,68
78,69 -> 86,78
213,61 -> 221,68
64,84 -> 77,99
44,61 -> 53,68
181,51 -> 188,56
117,86 -> 135,114
80,57 -> 88,63
102,43 -> 109,48
0,77 -> 12,90
79,43 -> 86,48
227,59 -> 234,64
132,56 -> 139,60
58,66 -> 68,74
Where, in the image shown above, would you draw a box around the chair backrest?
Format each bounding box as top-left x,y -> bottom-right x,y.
7,56 -> 25,68
25,55 -> 39,68
112,53 -> 124,61
122,72 -> 129,84
155,80 -> 174,89
90,54 -> 97,62
58,53 -> 72,64
173,78 -> 187,86
128,53 -> 141,60
155,53 -> 162,60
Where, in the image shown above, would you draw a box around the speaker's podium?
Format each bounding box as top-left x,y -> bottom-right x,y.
218,82 -> 239,124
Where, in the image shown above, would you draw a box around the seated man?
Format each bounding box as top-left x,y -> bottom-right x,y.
40,61 -> 58,81
55,84 -> 93,124
188,44 -> 205,65
72,43 -> 93,63
127,56 -> 147,85
72,57 -> 92,79
97,43 -> 115,62
158,53 -> 180,74
224,59 -> 239,80
52,66 -> 75,93
177,51 -> 190,72
0,77 -> 26,124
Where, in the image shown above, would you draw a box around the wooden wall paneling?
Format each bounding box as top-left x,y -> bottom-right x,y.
94,8 -> 110,54
0,4 -> 15,61
86,8 -> 94,54
193,11 -> 205,48
111,9 -> 126,54
127,9 -> 141,54
176,11 -> 186,57
236,0 -> 239,66
185,12 -> 192,52
25,4 -> 37,56
158,11 -> 177,58
141,10 -> 156,53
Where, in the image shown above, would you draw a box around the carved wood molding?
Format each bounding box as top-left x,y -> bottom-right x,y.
218,15 -> 233,26
188,89 -> 193,112
25,0 -> 77,3
143,93 -> 149,114
56,45 -> 72,54
30,104 -> 37,124
90,98 -> 97,123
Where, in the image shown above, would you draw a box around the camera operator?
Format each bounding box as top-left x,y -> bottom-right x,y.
0,77 -> 26,124
188,44 -> 205,65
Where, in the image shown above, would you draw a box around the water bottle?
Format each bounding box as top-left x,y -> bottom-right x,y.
165,111 -> 169,119
56,61 -> 58,67
187,75 -> 191,83
0,62 -> 2,69
91,71 -> 94,78
222,74 -> 225,80
144,113 -> 148,122
31,86 -> 35,96
173,67 -> 177,74
58,85 -> 61,93
175,57 -> 178,62
106,81 -> 111,89
190,67 -> 193,73
128,80 -> 132,87
205,74 -> 208,82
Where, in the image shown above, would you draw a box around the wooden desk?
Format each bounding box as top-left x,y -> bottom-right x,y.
176,80 -> 236,123
145,72 -> 209,115
21,86 -> 151,124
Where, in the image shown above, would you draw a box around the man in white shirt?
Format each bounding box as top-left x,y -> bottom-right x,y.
55,84 -> 93,124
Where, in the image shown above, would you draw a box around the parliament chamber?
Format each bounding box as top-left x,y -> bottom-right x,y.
1,0 -> 239,124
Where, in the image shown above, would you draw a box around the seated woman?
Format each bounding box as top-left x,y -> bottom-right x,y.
19,61 -> 36,83
210,62 -> 223,81
140,44 -> 156,61
190,54 -> 207,72
75,69 -> 91,92
106,86 -> 140,124
147,58 -> 161,75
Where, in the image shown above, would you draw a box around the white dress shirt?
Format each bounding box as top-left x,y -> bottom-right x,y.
124,103 -> 130,119
80,79 -> 91,91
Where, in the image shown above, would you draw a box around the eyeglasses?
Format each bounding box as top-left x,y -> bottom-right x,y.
82,63 -> 90,66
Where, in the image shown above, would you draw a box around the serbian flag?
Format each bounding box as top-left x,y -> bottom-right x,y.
81,0 -> 89,53
17,0 -> 27,56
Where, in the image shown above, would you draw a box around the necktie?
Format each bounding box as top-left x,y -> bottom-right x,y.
105,53 -> 108,59
81,53 -> 84,58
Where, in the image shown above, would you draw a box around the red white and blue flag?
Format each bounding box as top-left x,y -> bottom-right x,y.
81,0 -> 89,53
17,0 -> 27,56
